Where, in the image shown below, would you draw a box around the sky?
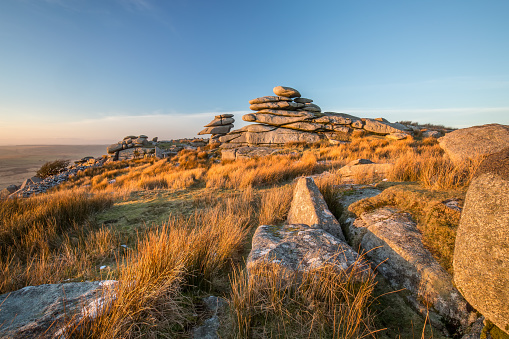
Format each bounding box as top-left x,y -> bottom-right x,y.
1,0 -> 508,145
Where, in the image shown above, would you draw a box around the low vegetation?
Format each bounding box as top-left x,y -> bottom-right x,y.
0,133 -> 485,337
35,158 -> 70,178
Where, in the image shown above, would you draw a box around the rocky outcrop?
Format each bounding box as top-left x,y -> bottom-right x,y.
0,280 -> 117,338
107,135 -> 160,160
219,86 -> 411,148
454,147 -> 509,335
247,177 -> 369,278
438,124 -> 509,164
344,207 -> 477,334
198,114 -> 235,143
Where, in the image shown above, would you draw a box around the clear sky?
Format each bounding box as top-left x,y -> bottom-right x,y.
1,0 -> 508,145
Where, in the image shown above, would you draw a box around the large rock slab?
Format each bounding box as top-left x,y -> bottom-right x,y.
256,109 -> 317,117
243,113 -> 313,126
313,115 -> 351,125
248,96 -> 291,104
204,117 -> 234,127
362,118 -> 410,135
227,128 -> 324,146
346,207 -> 476,334
438,124 -> 509,164
287,177 -> 345,241
281,121 -> 325,132
198,124 -> 233,135
0,281 -> 117,338
454,147 -> 509,335
107,142 -> 123,154
293,97 -> 313,103
247,223 -> 369,277
273,86 -> 301,98
229,124 -> 277,134
249,101 -> 304,111
300,103 -> 321,112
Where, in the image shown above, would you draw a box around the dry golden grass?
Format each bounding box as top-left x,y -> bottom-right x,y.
67,188 -> 257,338
206,152 -> 322,188
0,190 -> 115,292
228,261 -> 378,339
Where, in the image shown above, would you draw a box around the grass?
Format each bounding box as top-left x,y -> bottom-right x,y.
0,132 -> 485,337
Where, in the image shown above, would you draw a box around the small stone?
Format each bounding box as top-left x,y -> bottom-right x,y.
273,86 -> 301,98
293,97 -> 313,103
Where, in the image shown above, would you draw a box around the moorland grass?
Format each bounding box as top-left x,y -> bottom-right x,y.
1,134 -> 483,337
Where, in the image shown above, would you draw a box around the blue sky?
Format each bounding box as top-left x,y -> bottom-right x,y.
1,0 -> 508,145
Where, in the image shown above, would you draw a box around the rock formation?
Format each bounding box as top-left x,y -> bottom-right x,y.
454,147 -> 509,335
247,177 -> 369,278
438,123 -> 509,164
107,135 -> 160,161
198,114 -> 235,143
219,86 -> 412,147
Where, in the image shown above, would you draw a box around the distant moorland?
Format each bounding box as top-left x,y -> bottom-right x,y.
0,145 -> 107,189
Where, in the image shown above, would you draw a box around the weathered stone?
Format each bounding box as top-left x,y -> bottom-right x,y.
247,223 -> 369,277
273,86 -> 301,98
6,184 -> 19,194
198,125 -> 234,135
229,124 -> 277,134
338,162 -> 393,180
221,148 -> 237,161
123,135 -> 137,140
249,101 -> 304,111
138,135 -> 148,139
362,118 -> 409,135
332,125 -> 351,133
454,148 -> 509,335
152,137 -> 158,142
352,120 -> 365,128
324,112 -> 362,123
438,124 -> 509,164
287,177 -> 345,241
293,97 -> 313,103
0,281 -> 117,338
301,103 -> 321,112
204,117 -> 235,127
20,176 -> 43,190
243,113 -> 312,126
347,207 -> 477,333
257,109 -> 317,118
227,128 -> 324,146
386,132 -> 409,140
313,115 -> 351,125
281,122 -> 325,132
248,96 -> 291,104
422,130 -> 442,138
107,143 -> 123,154
214,114 -> 234,119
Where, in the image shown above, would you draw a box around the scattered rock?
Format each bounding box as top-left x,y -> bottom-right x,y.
0,281 -> 117,338
422,130 -> 442,138
438,124 -> 509,164
454,147 -> 509,335
386,132 -> 409,140
287,177 -> 345,241
345,207 -> 477,334
362,118 -> 410,135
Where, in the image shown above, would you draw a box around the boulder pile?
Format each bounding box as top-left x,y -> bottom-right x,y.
2,159 -> 106,199
218,86 -> 412,147
198,114 -> 235,143
107,135 -> 160,160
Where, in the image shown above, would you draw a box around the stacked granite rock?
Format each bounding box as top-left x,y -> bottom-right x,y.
219,86 -> 412,147
198,114 -> 235,143
107,135 -> 160,160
